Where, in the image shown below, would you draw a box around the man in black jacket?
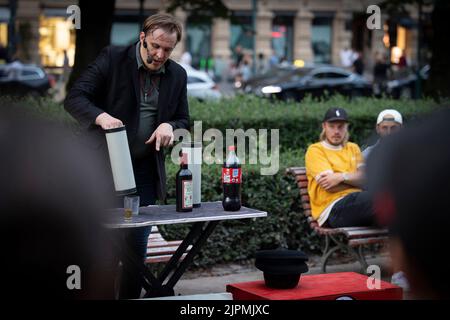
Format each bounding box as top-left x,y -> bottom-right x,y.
64,13 -> 189,299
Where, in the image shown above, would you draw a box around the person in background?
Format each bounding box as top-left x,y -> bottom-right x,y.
269,49 -> 279,68
240,57 -> 252,82
352,51 -> 364,76
256,52 -> 268,75
361,108 -> 407,291
340,47 -> 355,69
279,56 -> 290,67
62,49 -> 70,83
305,107 -> 377,229
373,53 -> 391,96
0,44 -> 9,64
398,53 -> 407,69
234,45 -> 244,67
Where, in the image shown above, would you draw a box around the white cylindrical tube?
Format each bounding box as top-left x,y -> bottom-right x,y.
183,142 -> 202,207
104,126 -> 136,196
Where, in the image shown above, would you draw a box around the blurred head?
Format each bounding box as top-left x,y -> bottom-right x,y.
0,106 -> 116,299
140,13 -> 182,71
376,109 -> 403,138
368,108 -> 450,299
320,107 -> 350,146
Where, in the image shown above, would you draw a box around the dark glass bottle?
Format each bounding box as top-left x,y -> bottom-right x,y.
222,145 -> 242,211
176,152 -> 193,212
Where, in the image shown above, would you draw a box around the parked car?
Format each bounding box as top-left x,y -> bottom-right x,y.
179,63 -> 222,101
247,65 -> 372,102
0,62 -> 54,97
385,65 -> 430,99
237,64 -> 297,93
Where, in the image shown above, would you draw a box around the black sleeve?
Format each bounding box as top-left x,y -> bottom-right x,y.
167,68 -> 190,131
64,47 -> 111,129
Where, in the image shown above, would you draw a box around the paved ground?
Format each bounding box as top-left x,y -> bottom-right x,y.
173,253 -> 399,297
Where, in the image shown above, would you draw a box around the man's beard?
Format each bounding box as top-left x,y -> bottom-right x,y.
326,136 -> 344,146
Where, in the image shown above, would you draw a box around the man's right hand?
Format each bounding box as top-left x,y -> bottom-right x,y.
95,112 -> 123,130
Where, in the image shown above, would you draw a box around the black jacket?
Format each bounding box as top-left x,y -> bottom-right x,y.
64,44 -> 190,201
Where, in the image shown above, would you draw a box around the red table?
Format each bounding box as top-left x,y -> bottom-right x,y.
227,272 -> 402,300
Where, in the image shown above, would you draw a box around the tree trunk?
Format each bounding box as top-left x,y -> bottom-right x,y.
67,0 -> 116,91
426,0 -> 450,98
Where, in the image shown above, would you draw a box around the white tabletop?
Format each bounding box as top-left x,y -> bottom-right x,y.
104,201 -> 267,229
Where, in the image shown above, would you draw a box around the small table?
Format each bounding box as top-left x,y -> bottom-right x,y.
105,201 -> 267,298
227,272 -> 403,300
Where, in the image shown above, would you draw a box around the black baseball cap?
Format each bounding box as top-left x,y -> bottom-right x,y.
323,107 -> 349,122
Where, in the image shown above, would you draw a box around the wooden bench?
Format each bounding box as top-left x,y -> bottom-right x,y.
286,166 -> 389,273
146,226 -> 192,264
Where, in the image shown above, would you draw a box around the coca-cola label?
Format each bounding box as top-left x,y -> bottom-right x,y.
182,180 -> 193,209
222,168 -> 242,184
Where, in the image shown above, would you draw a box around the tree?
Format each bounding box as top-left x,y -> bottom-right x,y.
67,0 -> 116,91
426,0 -> 450,98
381,0 -> 450,98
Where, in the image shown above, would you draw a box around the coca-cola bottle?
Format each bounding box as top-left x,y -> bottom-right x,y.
222,145 -> 242,211
176,152 -> 193,212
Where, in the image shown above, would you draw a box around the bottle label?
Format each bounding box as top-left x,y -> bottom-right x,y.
182,180 -> 193,209
222,168 -> 242,184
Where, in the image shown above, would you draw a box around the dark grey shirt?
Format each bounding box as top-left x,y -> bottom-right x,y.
131,42 -> 165,159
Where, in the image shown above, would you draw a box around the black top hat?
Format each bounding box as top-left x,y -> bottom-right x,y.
255,249 -> 309,289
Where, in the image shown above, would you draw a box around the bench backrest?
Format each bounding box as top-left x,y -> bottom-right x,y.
286,167 -> 312,219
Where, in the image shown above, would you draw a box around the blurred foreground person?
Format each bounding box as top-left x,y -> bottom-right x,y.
367,108 -> 450,299
0,106 -> 116,299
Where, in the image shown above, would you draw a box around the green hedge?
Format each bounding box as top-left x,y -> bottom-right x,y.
161,149 -> 324,267
1,95 -> 444,267
187,94 -> 441,151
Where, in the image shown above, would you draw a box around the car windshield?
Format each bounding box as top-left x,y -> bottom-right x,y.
249,66 -> 294,82
283,68 -> 314,82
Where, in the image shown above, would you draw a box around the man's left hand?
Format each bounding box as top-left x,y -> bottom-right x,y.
317,172 -> 344,191
145,123 -> 174,151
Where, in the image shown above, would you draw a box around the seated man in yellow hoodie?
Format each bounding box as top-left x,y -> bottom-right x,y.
305,107 -> 377,228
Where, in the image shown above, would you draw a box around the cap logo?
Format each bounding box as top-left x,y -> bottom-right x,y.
336,110 -> 340,116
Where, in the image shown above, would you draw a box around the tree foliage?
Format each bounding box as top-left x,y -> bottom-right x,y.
67,0 -> 116,91
381,0 -> 450,98
166,0 -> 231,24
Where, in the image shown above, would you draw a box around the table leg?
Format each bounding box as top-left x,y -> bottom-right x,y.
158,222 -> 206,281
113,230 -> 160,296
142,220 -> 220,298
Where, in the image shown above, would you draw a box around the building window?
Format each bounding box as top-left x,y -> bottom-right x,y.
1,7 -> 10,52
111,22 -> 140,46
39,12 -> 76,67
384,19 -> 412,64
0,22 -> 7,47
186,17 -> 211,70
230,13 -> 254,57
272,14 -> 294,62
110,10 -> 154,46
311,15 -> 333,64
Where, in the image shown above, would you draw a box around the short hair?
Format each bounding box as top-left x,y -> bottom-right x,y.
142,13 -> 182,43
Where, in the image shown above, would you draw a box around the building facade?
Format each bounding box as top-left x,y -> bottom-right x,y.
0,0 -> 427,75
